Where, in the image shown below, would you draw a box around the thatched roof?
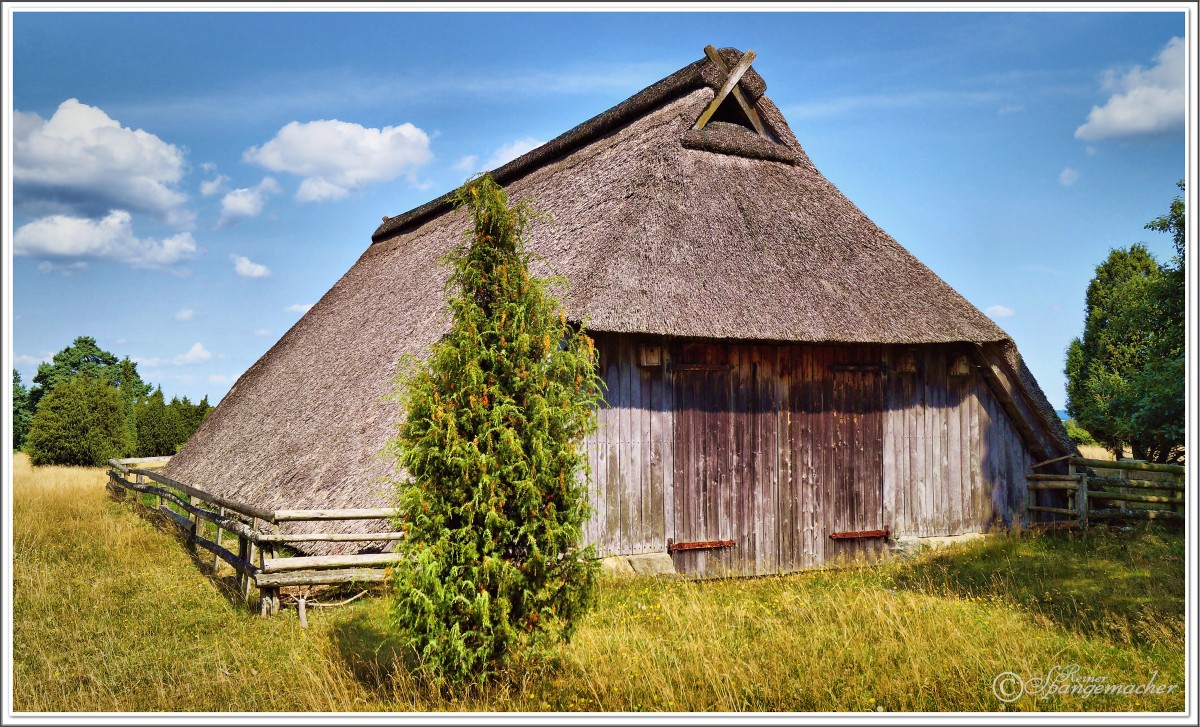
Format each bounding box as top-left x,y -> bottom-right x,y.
165,48 -> 1069,549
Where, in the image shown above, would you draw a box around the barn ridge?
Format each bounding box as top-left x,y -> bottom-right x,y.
165,46 -> 1074,573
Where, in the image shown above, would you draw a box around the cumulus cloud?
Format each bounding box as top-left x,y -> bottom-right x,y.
284,303 -> 313,314
175,308 -> 195,321
200,173 -> 230,197
209,374 -> 236,384
1075,37 -> 1184,141
244,119 -> 432,202
217,177 -> 280,228
453,154 -> 479,172
137,342 -> 213,367
14,210 -> 197,269
175,342 -> 212,364
231,254 -> 270,278
1058,167 -> 1080,187
254,328 -> 271,337
985,304 -> 1015,319
14,99 -> 190,224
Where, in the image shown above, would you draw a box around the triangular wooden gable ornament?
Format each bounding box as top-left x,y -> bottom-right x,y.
693,45 -> 768,136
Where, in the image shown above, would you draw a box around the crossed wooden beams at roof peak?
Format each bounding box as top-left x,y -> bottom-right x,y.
693,45 -> 768,136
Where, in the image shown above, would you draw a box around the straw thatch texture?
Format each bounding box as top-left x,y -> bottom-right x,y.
165,49 -> 1065,552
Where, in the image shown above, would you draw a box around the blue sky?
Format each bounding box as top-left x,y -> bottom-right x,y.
5,6 -> 1192,410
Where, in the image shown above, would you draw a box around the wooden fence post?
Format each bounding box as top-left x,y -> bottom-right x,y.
238,534 -> 251,603
268,523 -> 281,616
213,507 -> 224,574
190,496 -> 201,553
1077,472 -> 1088,532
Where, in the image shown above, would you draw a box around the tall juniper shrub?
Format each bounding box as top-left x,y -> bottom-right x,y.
385,175 -> 603,684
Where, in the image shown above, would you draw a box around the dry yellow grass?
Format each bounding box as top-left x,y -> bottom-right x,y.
1076,445 -> 1116,461
11,452 -> 1186,713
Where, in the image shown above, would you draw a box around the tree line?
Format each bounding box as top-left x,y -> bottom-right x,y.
12,336 -> 212,466
1066,181 -> 1185,464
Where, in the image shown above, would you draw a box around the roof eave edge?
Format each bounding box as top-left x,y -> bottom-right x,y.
370,58 -> 710,244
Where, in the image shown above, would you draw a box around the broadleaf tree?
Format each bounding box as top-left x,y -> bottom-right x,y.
1065,183 -> 1185,463
385,174 -> 604,684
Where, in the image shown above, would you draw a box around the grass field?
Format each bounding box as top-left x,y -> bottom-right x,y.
11,453 -> 1186,713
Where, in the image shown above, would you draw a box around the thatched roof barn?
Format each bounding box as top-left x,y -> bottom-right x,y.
166,48 -> 1073,576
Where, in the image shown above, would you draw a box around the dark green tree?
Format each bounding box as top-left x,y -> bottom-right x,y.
25,374 -> 131,466
135,388 -> 185,457
171,395 -> 212,443
385,174 -> 603,684
1065,184 -> 1185,463
13,370 -> 34,450
29,336 -> 118,411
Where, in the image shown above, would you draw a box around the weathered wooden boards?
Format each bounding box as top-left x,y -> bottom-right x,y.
1025,457 -> 1186,527
107,459 -> 404,617
583,338 -> 1040,578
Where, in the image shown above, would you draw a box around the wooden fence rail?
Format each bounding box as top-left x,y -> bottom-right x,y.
1027,456 -> 1185,531
106,457 -> 404,622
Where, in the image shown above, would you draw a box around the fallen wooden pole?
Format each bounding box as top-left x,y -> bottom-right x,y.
1027,506 -> 1078,516
255,568 -> 389,589
261,553 -> 405,574
256,531 -> 406,543
272,508 -> 402,522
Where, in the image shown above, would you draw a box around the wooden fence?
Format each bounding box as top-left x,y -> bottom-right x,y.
106,457 -> 403,621
1027,455 -> 1185,530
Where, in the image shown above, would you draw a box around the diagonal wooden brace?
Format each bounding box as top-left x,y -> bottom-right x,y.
701,45 -> 767,136
694,48 -> 758,131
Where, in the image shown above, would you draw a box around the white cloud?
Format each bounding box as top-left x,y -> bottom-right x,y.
284,303 -> 313,314
985,304 -> 1015,319
14,209 -> 198,269
230,254 -> 270,278
485,138 -> 544,169
1058,167 -> 1080,187
200,173 -> 230,197
175,342 -> 211,364
14,99 -> 190,224
14,353 -> 53,366
1075,37 -> 1184,141
217,177 -> 280,228
244,119 -> 432,202
453,155 -> 479,172
175,308 -> 195,321
254,328 -> 271,337
209,374 -> 236,384
137,342 -> 213,367
37,260 -> 88,276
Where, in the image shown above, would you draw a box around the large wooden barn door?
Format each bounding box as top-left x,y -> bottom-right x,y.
670,363 -> 735,577
826,362 -> 885,562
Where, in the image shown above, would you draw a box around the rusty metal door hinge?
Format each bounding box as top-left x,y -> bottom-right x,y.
829,528 -> 889,540
667,538 -> 736,553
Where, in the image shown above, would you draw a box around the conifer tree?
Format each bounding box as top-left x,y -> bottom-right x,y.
385,174 -> 603,684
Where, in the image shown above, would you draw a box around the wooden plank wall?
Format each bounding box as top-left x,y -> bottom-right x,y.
883,345 -> 1030,537
582,336 -> 1035,572
584,334 -> 671,556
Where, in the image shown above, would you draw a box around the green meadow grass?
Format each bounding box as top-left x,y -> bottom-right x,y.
11,453 -> 1185,712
